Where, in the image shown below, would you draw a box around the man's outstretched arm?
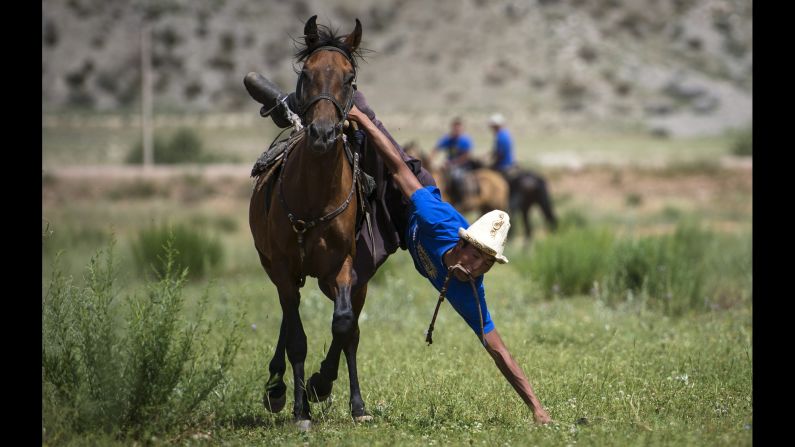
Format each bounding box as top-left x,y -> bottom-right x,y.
348,105 -> 423,199
483,329 -> 553,425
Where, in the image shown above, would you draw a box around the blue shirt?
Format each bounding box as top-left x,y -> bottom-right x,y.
406,186 -> 495,337
435,134 -> 473,160
493,128 -> 514,170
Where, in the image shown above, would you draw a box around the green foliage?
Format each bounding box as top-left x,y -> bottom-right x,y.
132,223 -> 223,279
624,192 -> 643,207
529,226 -> 615,296
603,222 -> 712,315
528,220 -> 749,316
556,209 -> 590,232
42,239 -> 242,441
730,127 -> 752,156
107,180 -> 162,200
125,127 -> 215,165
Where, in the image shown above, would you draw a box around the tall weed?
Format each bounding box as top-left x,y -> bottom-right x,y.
529,226 -> 614,296
132,223 -> 223,279
42,238 -> 242,440
528,221 -> 750,316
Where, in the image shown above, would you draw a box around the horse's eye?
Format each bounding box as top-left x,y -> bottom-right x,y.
343,73 -> 355,84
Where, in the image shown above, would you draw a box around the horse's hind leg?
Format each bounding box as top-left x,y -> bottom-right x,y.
522,205 -> 534,243
344,284 -> 371,421
308,337 -> 342,403
537,179 -> 558,231
263,318 -> 288,413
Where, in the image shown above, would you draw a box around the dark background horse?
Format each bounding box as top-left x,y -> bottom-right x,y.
249,16 -> 371,430
506,168 -> 558,242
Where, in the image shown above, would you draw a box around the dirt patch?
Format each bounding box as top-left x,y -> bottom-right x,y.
545,164 -> 751,216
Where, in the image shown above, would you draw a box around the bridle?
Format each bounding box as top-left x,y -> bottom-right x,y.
295,45 -> 358,132
277,45 -> 362,288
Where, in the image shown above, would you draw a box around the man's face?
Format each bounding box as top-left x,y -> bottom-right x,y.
451,122 -> 462,137
450,239 -> 496,281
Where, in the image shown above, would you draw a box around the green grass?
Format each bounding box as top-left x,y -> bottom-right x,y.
42,154 -> 752,445
43,240 -> 242,442
42,221 -> 752,446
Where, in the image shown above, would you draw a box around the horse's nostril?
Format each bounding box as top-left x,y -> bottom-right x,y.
309,124 -> 321,139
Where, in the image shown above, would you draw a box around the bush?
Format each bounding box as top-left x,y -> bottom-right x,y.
132,224 -> 223,279
730,127 -> 752,156
603,224 -> 711,315
527,221 -> 749,316
42,239 -> 242,440
529,226 -> 614,296
556,209 -> 590,232
126,128 -> 209,165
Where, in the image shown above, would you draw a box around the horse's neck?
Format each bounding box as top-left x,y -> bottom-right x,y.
286,140 -> 352,212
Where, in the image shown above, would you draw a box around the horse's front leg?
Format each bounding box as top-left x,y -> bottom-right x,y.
331,256 -> 356,339
263,318 -> 288,412
307,257 -> 360,409
275,279 -> 311,429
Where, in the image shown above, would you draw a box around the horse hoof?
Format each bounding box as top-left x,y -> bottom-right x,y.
295,419 -> 312,432
307,372 -> 332,403
353,415 -> 374,423
263,390 -> 287,413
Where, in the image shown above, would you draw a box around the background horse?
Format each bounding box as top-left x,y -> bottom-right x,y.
405,141 -> 556,243
404,142 -> 509,216
506,168 -> 558,242
249,16 -> 370,430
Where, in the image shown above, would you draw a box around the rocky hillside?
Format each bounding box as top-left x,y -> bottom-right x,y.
42,0 -> 752,136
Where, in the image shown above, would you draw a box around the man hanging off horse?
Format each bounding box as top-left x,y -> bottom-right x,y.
347,104 -> 553,426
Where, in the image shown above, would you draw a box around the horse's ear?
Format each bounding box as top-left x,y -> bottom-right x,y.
343,18 -> 362,52
304,15 -> 319,48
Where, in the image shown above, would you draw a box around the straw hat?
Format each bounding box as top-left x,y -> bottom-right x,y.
457,210 -> 511,264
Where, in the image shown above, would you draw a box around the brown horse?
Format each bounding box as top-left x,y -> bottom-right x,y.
404,142 -> 509,216
249,16 -> 370,430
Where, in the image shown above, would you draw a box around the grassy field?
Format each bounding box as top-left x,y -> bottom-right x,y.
42,139 -> 752,446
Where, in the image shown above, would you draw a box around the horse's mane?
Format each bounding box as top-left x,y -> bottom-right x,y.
292,23 -> 366,72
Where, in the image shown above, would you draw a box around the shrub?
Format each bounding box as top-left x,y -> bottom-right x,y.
527,221 -> 749,316
603,221 -> 715,315
529,226 -> 614,296
730,127 -> 752,156
556,209 -> 590,232
126,128 -> 208,165
42,239 -> 242,440
132,224 -> 223,279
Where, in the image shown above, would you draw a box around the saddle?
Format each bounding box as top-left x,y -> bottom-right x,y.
448,166 -> 480,203
251,129 -> 377,228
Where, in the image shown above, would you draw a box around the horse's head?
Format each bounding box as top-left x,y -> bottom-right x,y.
296,16 -> 361,154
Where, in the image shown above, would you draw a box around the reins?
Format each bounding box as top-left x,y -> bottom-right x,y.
425,264 -> 486,346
